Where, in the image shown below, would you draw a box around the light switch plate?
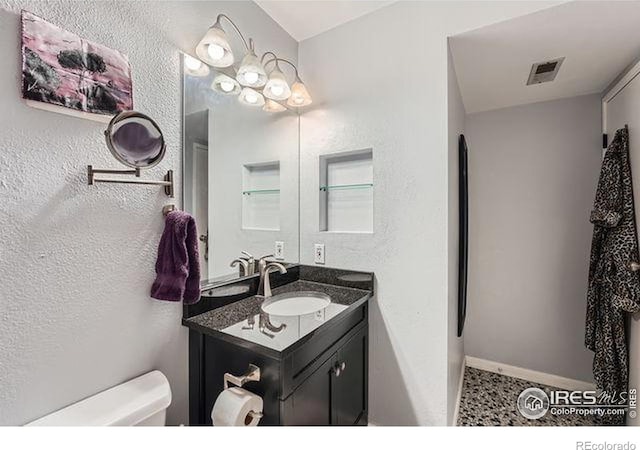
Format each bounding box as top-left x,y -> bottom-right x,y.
275,241 -> 284,260
314,243 -> 325,264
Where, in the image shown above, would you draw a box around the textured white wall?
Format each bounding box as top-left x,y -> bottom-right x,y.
464,94 -> 602,382
446,44 -> 465,425
0,0 -> 296,425
298,1 -> 556,426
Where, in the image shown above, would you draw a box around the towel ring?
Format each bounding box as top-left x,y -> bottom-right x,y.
162,204 -> 176,216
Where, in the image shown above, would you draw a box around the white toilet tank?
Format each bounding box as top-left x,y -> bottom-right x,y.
26,371 -> 172,426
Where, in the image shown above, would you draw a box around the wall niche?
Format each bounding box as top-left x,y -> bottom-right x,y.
319,149 -> 373,233
242,161 -> 280,231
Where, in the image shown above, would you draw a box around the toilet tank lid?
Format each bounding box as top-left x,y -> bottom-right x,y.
26,370 -> 172,426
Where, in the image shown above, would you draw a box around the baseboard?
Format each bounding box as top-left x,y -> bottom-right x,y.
465,356 -> 595,391
451,360 -> 466,426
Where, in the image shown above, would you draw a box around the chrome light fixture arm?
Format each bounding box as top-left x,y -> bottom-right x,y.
262,55 -> 300,79
214,13 -> 251,51
260,51 -> 278,64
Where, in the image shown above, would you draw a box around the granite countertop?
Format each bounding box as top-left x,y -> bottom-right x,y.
183,279 -> 372,352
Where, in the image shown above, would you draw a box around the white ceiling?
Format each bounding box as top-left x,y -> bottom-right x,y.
450,1 -> 640,114
255,0 -> 395,41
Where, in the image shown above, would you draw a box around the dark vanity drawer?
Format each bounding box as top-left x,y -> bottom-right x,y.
280,304 -> 366,398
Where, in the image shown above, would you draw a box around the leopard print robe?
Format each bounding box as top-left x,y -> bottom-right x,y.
586,126 -> 640,395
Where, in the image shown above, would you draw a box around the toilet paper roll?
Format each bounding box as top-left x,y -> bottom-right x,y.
211,387 -> 263,426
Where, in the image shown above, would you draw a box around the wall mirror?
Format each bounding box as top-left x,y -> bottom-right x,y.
182,53 -> 300,287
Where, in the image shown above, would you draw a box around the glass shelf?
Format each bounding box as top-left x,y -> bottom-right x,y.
319,183 -> 373,192
242,189 -> 280,195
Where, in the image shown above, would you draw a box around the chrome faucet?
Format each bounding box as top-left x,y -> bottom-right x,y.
230,258 -> 249,276
257,254 -> 273,276
258,260 -> 287,297
259,312 -> 286,336
230,250 -> 258,276
241,251 -> 256,274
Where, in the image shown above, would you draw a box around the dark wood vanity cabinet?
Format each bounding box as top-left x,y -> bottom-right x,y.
333,325 -> 368,425
188,303 -> 369,426
281,323 -> 368,426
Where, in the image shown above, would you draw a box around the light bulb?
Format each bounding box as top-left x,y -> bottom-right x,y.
271,85 -> 284,97
196,23 -> 234,67
207,44 -> 225,61
245,92 -> 258,104
287,79 -> 312,107
185,55 -> 202,71
220,81 -> 235,92
212,74 -> 239,95
243,71 -> 259,85
239,88 -> 264,106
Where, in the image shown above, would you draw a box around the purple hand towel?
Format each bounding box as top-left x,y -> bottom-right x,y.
151,210 -> 201,304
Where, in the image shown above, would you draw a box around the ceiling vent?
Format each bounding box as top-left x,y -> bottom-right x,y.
526,57 -> 565,85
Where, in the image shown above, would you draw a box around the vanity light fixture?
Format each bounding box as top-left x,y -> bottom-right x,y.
263,99 -> 287,112
239,87 -> 265,107
212,73 -> 240,95
264,56 -> 312,107
263,61 -> 291,101
195,15 -> 236,67
195,13 -> 312,112
287,76 -> 313,107
184,54 -> 210,77
236,43 -> 267,88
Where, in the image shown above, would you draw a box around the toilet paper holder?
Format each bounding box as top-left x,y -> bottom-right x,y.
222,364 -> 263,421
224,364 -> 261,389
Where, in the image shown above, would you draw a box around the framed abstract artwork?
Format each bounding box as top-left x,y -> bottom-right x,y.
20,10 -> 133,122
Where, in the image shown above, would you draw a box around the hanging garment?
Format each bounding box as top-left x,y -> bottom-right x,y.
586,126 -> 640,394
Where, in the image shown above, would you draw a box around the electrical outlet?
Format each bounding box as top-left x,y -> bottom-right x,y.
314,243 -> 325,264
275,241 -> 284,260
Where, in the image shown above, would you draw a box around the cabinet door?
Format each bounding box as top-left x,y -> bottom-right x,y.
284,355 -> 336,425
332,326 -> 368,425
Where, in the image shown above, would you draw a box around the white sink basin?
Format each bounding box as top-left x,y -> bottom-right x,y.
261,291 -> 331,316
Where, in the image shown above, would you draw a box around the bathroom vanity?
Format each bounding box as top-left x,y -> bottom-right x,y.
183,265 -> 373,426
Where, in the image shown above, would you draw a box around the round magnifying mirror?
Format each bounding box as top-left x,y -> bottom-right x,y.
104,111 -> 166,169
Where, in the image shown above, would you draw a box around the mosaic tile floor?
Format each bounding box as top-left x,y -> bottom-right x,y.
456,367 -> 611,426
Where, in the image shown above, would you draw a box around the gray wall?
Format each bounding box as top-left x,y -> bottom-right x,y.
0,0 -> 295,425
464,94 -> 602,382
298,1 -> 557,426
447,44 -> 465,425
